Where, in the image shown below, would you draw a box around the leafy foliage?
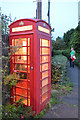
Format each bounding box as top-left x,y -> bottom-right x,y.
3,73 -> 19,89
62,25 -> 80,67
51,55 -> 67,84
2,100 -> 34,119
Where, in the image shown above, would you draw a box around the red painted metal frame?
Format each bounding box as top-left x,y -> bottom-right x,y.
9,18 -> 51,115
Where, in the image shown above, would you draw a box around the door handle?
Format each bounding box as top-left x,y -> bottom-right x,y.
31,66 -> 33,71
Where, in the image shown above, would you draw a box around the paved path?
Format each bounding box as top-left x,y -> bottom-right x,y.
43,62 -> 79,119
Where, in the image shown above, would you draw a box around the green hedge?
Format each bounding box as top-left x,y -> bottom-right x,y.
51,55 -> 67,84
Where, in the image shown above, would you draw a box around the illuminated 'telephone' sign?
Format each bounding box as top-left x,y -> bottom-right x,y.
38,26 -> 50,34
12,25 -> 33,32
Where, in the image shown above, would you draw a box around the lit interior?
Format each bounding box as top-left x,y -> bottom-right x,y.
16,80 -> 27,88
42,78 -> 48,87
11,37 -> 31,106
42,63 -> 48,71
42,71 -> 48,79
40,39 -> 49,47
40,38 -> 50,103
42,86 -> 48,94
42,92 -> 48,102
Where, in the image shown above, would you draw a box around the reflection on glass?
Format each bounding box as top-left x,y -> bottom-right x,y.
16,64 -> 27,71
28,47 -> 30,55
16,96 -> 27,105
15,38 -> 27,46
16,72 -> 27,79
40,48 -> 42,55
40,65 -> 42,72
42,92 -> 48,102
42,56 -> 48,63
15,47 -> 27,55
16,80 -> 27,88
12,39 -> 14,46
40,39 -> 42,46
40,39 -> 50,47
42,48 -> 49,55
16,88 -> 27,97
42,39 -> 49,47
42,63 -> 48,71
42,86 -> 48,94
15,56 -> 27,63
42,71 -> 48,79
28,38 -> 30,46
42,78 -> 48,87
28,56 -> 30,64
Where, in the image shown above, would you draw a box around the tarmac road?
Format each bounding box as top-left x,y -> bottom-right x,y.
43,62 -> 79,119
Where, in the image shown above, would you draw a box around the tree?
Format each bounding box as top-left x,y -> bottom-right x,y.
63,29 -> 75,47
69,26 -> 80,53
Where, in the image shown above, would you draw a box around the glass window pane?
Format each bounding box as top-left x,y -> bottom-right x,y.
40,39 -> 42,46
40,65 -> 42,72
28,99 -> 30,106
42,63 -> 48,71
28,56 -> 30,64
28,47 -> 30,55
15,47 -> 27,55
15,38 -> 27,46
16,96 -> 27,105
42,86 -> 48,94
42,56 -> 48,63
42,48 -> 49,55
16,80 -> 27,88
12,39 -> 14,46
15,56 -> 27,63
28,38 -> 30,46
16,64 -> 27,71
16,88 -> 27,97
42,39 -> 49,47
42,78 -> 48,87
42,92 -> 48,102
42,71 -> 48,79
16,72 -> 27,79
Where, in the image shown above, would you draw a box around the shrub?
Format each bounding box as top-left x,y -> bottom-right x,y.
51,55 -> 67,84
62,49 -> 70,59
2,100 -> 34,119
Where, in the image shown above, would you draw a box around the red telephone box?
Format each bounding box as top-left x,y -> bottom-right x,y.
9,18 -> 51,114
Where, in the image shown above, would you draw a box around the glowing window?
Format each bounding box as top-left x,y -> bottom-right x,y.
15,47 -> 26,55
16,64 -> 27,71
42,48 -> 49,55
12,39 -> 14,46
41,39 -> 49,47
40,65 -> 42,72
16,80 -> 27,88
15,38 -> 27,46
42,71 -> 48,79
15,56 -> 27,63
42,56 -> 48,63
16,88 -> 27,97
16,72 -> 27,79
42,92 -> 48,102
42,86 -> 48,94
42,78 -> 48,87
28,38 -> 30,46
42,63 -> 48,71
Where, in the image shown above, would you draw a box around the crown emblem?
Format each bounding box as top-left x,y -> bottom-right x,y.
19,21 -> 24,26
